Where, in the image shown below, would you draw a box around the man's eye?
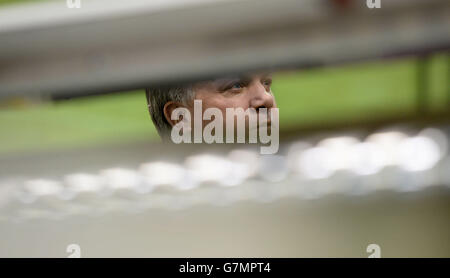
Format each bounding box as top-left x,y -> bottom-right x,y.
230,82 -> 243,89
262,79 -> 272,87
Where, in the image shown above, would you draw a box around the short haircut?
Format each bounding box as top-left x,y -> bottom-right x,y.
145,85 -> 194,140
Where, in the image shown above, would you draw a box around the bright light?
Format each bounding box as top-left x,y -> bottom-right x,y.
258,155 -> 289,182
17,178 -> 61,203
350,142 -> 386,175
366,131 -> 408,166
23,179 -> 61,196
1,126 -> 448,220
64,173 -> 105,193
398,136 -> 441,172
228,149 -> 259,178
185,154 -> 243,186
140,162 -> 183,185
100,168 -> 141,191
227,149 -> 260,185
185,154 -> 231,184
419,128 -> 448,157
318,136 -> 360,171
298,146 -> 334,179
139,162 -> 196,191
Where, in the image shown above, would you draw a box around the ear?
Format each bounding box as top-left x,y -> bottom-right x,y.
163,101 -> 189,127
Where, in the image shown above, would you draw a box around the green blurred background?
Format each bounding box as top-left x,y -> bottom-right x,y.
0,1 -> 449,156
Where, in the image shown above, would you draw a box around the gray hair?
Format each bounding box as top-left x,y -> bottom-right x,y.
145,85 -> 195,140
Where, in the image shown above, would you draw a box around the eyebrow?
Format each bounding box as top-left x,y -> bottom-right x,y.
209,73 -> 272,91
211,76 -> 245,91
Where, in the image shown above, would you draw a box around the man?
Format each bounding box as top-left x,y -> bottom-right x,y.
145,73 -> 278,154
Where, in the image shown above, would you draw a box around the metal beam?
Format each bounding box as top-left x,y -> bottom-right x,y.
0,0 -> 449,98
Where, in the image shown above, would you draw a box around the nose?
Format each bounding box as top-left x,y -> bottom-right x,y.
248,81 -> 275,111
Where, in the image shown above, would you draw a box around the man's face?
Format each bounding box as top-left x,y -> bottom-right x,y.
163,73 -> 278,150
163,73 -> 277,141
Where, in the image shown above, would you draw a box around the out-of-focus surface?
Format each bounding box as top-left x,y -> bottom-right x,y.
1,190 -> 449,257
0,125 -> 449,257
1,0 -> 449,97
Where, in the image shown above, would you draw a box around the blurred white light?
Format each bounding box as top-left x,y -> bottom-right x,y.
16,179 -> 62,204
140,162 -> 184,185
258,155 -> 289,182
100,168 -> 141,191
226,149 -> 260,185
318,136 -> 360,171
64,173 -> 105,193
366,131 -> 408,166
228,149 -> 259,178
3,126 -> 448,220
185,154 -> 230,183
174,171 -> 199,191
139,162 -> 197,191
298,147 -> 334,179
287,141 -> 313,173
419,128 -> 448,157
398,136 -> 441,172
185,154 -> 242,186
222,163 -> 251,186
23,179 -> 61,196
350,142 -> 386,175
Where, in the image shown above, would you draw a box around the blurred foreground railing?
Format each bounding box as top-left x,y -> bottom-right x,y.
0,125 -> 448,222
0,0 -> 449,98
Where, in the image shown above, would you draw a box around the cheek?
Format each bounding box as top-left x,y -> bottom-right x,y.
203,96 -> 249,112
223,94 -> 252,110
